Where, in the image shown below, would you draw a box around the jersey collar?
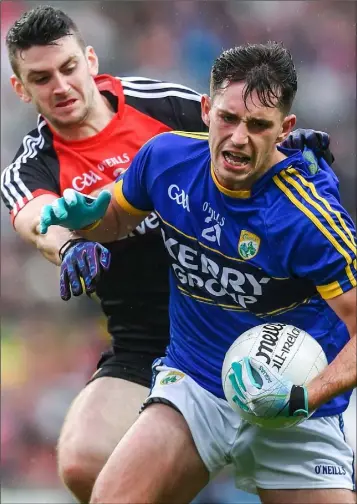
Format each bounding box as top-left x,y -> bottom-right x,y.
210,164 -> 251,198
94,74 -> 125,119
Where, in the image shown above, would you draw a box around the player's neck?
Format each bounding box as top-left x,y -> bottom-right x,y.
48,88 -> 116,141
251,149 -> 288,186
271,148 -> 288,167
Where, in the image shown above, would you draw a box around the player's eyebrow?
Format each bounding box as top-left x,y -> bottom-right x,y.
246,117 -> 274,127
217,108 -> 274,126
26,56 -> 77,79
217,107 -> 238,117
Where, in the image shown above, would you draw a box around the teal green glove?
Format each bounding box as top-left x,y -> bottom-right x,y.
40,189 -> 111,234
229,357 -> 309,419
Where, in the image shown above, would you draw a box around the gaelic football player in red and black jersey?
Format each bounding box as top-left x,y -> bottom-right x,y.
1,6 -> 336,502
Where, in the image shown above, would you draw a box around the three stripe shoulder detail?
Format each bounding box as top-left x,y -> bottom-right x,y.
1,119 -> 46,214
273,167 -> 356,289
117,76 -> 202,102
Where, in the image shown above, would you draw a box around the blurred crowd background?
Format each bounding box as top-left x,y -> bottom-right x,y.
1,1 -> 356,503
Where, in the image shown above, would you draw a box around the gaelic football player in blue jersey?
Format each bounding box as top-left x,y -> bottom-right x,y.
40,42 -> 356,504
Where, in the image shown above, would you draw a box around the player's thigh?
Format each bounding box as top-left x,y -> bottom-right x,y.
91,403 -> 209,504
258,488 -> 356,504
58,376 -> 149,456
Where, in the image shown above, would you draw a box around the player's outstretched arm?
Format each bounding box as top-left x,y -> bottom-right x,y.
14,194 -> 80,266
39,188 -> 148,243
306,287 -> 356,410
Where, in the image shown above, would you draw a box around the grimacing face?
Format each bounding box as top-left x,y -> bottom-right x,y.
201,81 -> 296,191
10,35 -> 99,128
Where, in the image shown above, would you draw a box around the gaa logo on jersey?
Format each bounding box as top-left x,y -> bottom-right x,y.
238,230 -> 261,260
160,370 -> 185,385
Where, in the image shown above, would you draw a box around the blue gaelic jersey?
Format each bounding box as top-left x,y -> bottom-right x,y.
114,131 -> 357,417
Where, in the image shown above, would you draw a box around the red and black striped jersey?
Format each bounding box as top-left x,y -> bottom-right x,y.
1,74 -> 205,219
1,74 -> 207,357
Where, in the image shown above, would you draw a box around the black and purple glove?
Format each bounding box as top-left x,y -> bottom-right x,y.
282,128 -> 334,166
59,239 -> 111,301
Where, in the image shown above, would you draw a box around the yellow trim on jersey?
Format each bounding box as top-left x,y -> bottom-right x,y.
172,131 -> 209,140
283,169 -> 355,255
273,175 -> 353,267
178,285 -> 312,315
257,297 -> 310,317
210,164 -> 251,199
156,211 -> 197,242
177,286 -> 247,311
287,168 -> 356,248
345,264 -> 357,288
316,281 -> 344,299
114,179 -> 149,216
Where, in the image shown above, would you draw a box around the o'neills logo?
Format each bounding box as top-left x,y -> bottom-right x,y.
97,153 -> 130,172
314,465 -> 346,475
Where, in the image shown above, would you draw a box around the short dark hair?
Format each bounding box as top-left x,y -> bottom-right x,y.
211,41 -> 297,113
6,5 -> 85,77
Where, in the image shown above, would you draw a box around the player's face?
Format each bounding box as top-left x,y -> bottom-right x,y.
201,81 -> 296,191
10,36 -> 99,128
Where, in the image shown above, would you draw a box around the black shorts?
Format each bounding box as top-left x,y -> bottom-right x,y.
87,349 -> 158,388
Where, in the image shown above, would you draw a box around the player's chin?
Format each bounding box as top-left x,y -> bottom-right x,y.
219,163 -> 252,183
52,112 -> 84,127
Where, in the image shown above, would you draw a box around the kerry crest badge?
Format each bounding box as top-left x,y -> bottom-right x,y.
238,230 -> 260,260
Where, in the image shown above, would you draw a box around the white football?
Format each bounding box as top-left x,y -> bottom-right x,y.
222,323 -> 328,429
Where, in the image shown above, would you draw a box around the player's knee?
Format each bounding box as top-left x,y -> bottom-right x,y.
57,430 -> 104,496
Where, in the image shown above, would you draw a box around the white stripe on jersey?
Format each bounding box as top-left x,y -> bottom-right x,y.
119,77 -> 201,96
118,76 -> 162,82
1,119 -> 46,215
122,89 -> 202,102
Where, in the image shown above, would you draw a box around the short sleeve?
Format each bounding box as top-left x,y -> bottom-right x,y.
1,137 -> 60,222
271,167 -> 356,300
113,138 -> 156,216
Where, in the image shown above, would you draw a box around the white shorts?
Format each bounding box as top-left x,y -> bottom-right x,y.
144,363 -> 356,495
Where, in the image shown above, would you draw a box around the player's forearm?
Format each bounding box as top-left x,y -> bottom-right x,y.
77,199 -> 123,243
16,215 -> 75,265
306,334 -> 357,411
13,195 -> 80,266
34,224 -> 79,265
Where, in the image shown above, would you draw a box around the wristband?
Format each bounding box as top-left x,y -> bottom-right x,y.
289,385 -> 309,417
59,238 -> 88,261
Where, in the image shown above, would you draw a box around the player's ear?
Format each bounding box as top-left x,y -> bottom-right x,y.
201,94 -> 211,127
276,114 -> 296,143
86,46 -> 99,77
10,75 -> 31,103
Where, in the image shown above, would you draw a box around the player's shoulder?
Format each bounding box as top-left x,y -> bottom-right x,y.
273,153 -> 341,208
117,76 -> 205,131
144,130 -> 209,163
6,116 -> 53,168
119,75 -> 201,101
268,151 -> 350,235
